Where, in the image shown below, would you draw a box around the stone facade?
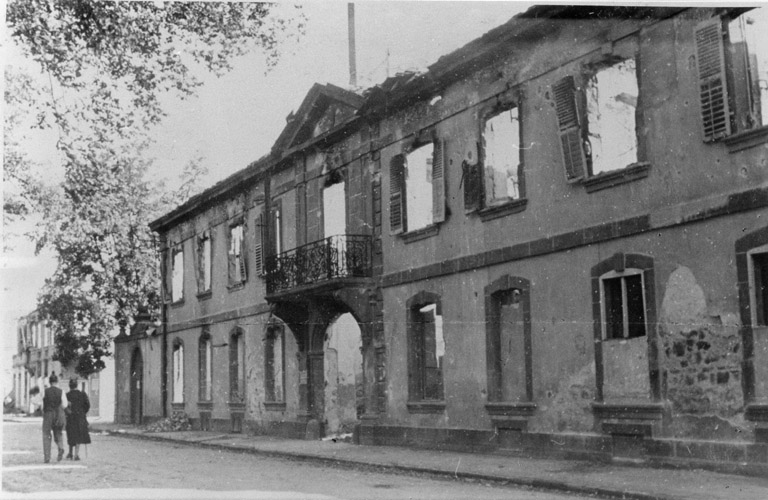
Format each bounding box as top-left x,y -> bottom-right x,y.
114,5 -> 768,471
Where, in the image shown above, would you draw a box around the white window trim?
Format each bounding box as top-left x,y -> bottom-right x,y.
599,268 -> 646,340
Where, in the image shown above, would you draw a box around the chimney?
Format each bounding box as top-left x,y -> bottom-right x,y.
348,3 -> 357,87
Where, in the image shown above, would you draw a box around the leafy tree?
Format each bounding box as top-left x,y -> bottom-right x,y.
5,0 -> 303,375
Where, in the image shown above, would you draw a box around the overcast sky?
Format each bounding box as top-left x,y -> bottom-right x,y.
1,1 -> 533,390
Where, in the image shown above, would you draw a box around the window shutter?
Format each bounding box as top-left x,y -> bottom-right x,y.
553,76 -> 587,182
389,154 -> 406,234
695,18 -> 731,141
227,231 -> 236,285
431,140 -> 446,223
462,143 -> 483,212
239,224 -> 248,282
254,213 -> 264,276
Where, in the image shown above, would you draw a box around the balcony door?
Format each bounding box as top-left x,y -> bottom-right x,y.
323,180 -> 347,274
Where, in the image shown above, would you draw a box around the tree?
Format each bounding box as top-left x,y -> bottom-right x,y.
5,0 -> 303,375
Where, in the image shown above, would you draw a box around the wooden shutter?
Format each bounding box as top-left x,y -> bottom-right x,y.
254,213 -> 264,276
462,143 -> 483,212
239,224 -> 247,282
431,140 -> 446,223
227,228 -> 235,285
553,76 -> 587,182
695,18 -> 731,141
389,154 -> 406,234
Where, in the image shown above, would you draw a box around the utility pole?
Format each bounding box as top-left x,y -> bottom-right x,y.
348,3 -> 357,87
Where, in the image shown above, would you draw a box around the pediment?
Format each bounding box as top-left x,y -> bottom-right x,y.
273,83 -> 364,154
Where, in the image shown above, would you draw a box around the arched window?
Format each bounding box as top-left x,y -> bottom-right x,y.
198,329 -> 212,402
264,324 -> 285,403
172,339 -> 184,404
229,328 -> 245,403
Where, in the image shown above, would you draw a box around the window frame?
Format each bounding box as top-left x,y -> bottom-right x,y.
747,244 -> 768,327
389,131 -> 446,236
474,91 -> 527,214
172,339 -> 184,405
196,230 -> 212,296
695,8 -> 768,144
198,330 -> 212,402
227,219 -> 247,287
406,291 -> 445,408
599,269 -> 647,341
229,328 -> 245,404
264,323 -> 285,403
170,244 -> 184,304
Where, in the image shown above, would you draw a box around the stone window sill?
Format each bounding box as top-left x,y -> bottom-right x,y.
227,281 -> 246,293
724,126 -> 768,153
227,401 -> 246,412
400,224 -> 440,244
478,198 -> 528,222
485,402 -> 537,418
591,401 -> 667,421
170,299 -> 185,309
583,162 -> 651,194
197,401 -> 213,411
406,401 -> 446,414
171,402 -> 186,413
264,401 -> 287,412
196,290 -> 212,301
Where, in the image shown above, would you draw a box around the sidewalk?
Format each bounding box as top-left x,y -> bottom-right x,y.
90,423 -> 768,500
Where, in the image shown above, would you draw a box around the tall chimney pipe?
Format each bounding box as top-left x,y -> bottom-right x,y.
348,3 -> 357,87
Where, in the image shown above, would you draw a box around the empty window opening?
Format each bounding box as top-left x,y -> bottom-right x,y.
602,271 -> 646,340
751,250 -> 768,326
229,223 -> 246,285
405,144 -> 434,231
729,8 -> 768,130
483,107 -> 521,205
493,289 -> 527,401
171,247 -> 184,303
172,341 -> 184,404
409,303 -> 444,401
586,59 -> 639,175
197,232 -> 212,293
324,313 -> 364,435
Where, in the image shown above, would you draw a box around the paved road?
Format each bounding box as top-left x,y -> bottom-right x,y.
2,421 -> 593,500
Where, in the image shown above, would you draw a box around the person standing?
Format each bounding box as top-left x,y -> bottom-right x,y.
65,378 -> 91,460
42,373 -> 66,463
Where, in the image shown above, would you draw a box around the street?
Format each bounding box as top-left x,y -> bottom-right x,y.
3,421 -> 594,500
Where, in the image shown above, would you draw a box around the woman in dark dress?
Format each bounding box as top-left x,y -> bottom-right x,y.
65,378 -> 91,460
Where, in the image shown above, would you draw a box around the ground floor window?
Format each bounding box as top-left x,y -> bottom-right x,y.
229,329 -> 245,403
407,292 -> 444,402
199,330 -> 212,402
172,340 -> 184,404
601,271 -> 646,340
264,324 -> 284,403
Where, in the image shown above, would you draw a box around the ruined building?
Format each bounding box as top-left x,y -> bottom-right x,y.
114,5 -> 768,470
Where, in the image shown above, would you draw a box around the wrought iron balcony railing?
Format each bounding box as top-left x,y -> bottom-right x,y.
265,234 -> 372,295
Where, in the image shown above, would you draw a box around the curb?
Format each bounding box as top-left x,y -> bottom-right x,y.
102,430 -> 672,500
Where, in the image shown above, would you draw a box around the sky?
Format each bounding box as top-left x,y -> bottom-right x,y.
1,1 -> 534,392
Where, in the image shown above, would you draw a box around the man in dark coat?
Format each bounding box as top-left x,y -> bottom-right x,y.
65,378 -> 91,460
42,373 -> 66,463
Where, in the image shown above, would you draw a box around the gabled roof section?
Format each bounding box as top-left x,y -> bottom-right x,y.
272,83 -> 364,154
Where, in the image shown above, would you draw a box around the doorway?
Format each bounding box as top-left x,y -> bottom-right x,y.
130,348 -> 143,425
323,313 -> 363,436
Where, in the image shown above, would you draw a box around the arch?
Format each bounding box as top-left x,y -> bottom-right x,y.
323,312 -> 364,435
130,347 -> 143,424
590,252 -> 658,402
484,275 -> 532,402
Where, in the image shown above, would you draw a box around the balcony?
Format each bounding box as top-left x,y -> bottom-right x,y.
265,234 -> 372,296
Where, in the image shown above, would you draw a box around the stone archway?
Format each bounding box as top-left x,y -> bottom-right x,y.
323,313 -> 363,436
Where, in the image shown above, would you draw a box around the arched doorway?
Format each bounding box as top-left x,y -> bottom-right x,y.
323,313 -> 363,437
130,348 -> 143,425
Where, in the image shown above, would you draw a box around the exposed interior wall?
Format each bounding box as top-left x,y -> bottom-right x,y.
324,313 -> 363,435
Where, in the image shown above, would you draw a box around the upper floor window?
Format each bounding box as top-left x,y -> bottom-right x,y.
196,231 -> 212,294
483,106 -> 522,204
171,245 -> 184,303
228,222 -> 247,286
695,8 -> 768,141
554,56 -> 640,181
601,270 -> 646,340
390,139 -> 446,234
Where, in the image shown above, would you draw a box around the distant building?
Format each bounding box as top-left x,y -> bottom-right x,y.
11,310 -> 115,421
115,5 -> 768,470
